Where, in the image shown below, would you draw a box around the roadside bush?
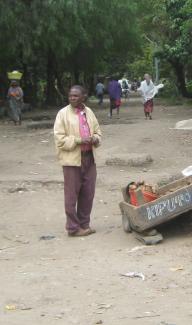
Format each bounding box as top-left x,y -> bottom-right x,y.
186,80 -> 192,95
159,78 -> 180,98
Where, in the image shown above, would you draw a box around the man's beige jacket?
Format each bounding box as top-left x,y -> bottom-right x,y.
54,104 -> 102,166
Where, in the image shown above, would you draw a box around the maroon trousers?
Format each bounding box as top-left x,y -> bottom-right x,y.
63,151 -> 96,234
144,99 -> 153,114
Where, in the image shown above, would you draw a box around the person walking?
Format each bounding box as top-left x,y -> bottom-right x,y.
138,74 -> 155,120
7,80 -> 23,125
108,77 -> 122,118
138,74 -> 164,120
95,80 -> 105,105
54,85 -> 102,237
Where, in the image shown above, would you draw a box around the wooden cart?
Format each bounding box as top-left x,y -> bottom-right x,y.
119,176 -> 192,243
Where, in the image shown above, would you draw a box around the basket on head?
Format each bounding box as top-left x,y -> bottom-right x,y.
8,71 -> 23,80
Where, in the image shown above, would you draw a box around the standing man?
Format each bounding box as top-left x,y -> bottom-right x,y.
95,80 -> 105,106
54,85 -> 102,237
108,77 -> 122,118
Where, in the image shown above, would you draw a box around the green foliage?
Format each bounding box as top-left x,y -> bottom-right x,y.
0,0 -> 191,102
0,0 -> 142,103
142,0 -> 192,96
186,81 -> 192,94
160,78 -> 180,98
128,46 -> 154,79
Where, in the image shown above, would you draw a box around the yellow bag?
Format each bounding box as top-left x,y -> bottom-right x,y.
8,70 -> 23,80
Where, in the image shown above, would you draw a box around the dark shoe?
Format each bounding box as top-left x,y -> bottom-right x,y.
68,228 -> 91,237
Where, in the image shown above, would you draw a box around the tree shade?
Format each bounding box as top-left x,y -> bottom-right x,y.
0,0 -> 191,105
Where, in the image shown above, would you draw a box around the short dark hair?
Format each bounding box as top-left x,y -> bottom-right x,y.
70,85 -> 87,95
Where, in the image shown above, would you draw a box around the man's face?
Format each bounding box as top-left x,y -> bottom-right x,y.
69,88 -> 84,107
11,81 -> 17,87
144,74 -> 150,83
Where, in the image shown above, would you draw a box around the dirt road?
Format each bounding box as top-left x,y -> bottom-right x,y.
1,95 -> 192,325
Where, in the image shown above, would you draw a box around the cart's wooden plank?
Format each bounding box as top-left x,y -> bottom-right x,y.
120,202 -> 141,232
158,176 -> 192,195
120,183 -> 192,232
121,187 -> 129,203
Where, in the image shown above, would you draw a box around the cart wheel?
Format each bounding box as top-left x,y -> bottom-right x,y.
122,212 -> 132,233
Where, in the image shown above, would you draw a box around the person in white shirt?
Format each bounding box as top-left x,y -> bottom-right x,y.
138,74 -> 164,120
138,74 -> 154,120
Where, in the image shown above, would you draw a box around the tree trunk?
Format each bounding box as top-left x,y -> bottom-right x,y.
46,50 -> 57,106
171,60 -> 192,98
0,69 -> 8,100
74,70 -> 80,84
22,63 -> 37,105
55,71 -> 67,106
87,74 -> 95,95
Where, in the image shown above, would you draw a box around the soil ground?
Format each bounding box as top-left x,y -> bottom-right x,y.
1,94 -> 192,325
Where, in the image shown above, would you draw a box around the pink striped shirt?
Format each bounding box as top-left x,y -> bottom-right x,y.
76,107 -> 92,152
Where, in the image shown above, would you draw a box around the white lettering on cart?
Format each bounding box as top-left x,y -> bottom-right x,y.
146,191 -> 191,220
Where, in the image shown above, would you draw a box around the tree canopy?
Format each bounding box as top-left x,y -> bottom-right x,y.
138,0 -> 192,97
0,0 -> 191,105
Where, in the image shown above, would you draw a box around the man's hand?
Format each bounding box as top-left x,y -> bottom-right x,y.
81,137 -> 92,144
92,135 -> 99,145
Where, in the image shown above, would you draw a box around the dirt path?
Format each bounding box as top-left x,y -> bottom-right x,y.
1,95 -> 192,325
